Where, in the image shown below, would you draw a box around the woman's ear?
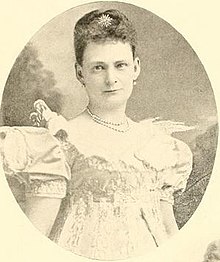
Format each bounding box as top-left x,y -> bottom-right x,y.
75,62 -> 84,85
133,57 -> 141,80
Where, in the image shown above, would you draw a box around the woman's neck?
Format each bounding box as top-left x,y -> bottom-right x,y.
87,103 -> 127,124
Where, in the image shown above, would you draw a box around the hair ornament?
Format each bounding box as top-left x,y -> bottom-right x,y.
97,14 -> 113,27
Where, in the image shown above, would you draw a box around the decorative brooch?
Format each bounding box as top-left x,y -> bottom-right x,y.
97,14 -> 113,27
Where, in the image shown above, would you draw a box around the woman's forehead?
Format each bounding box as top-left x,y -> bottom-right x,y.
82,41 -> 134,63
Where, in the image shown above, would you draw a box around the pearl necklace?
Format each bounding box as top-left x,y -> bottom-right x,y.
86,107 -> 130,133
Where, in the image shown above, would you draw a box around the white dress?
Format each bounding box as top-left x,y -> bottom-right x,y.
0,112 -> 193,260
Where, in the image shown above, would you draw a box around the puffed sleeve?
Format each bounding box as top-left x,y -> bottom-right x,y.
0,126 -> 71,199
157,137 -> 193,205
135,121 -> 193,205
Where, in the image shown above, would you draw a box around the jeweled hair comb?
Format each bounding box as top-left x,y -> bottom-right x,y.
97,14 -> 113,27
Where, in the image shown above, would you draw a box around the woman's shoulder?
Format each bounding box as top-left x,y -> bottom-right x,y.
66,110 -> 95,140
0,100 -> 83,180
134,118 -> 193,170
67,110 -> 90,128
137,118 -> 194,136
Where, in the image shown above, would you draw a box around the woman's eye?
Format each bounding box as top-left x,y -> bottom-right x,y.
116,63 -> 128,70
93,65 -> 104,71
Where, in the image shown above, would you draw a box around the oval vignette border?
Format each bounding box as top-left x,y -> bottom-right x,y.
0,2 -> 219,262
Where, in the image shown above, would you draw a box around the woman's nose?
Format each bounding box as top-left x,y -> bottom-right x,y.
105,68 -> 117,87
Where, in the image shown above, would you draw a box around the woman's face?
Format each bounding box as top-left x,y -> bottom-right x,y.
76,41 -> 140,110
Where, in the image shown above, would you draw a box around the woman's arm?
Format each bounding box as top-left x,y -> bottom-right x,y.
25,196 -> 62,237
160,200 -> 179,236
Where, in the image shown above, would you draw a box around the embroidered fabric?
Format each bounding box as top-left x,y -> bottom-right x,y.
0,122 -> 193,260
26,177 -> 67,199
49,132 -> 192,259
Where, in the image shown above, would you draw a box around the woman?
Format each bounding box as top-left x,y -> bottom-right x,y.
0,9 -> 193,260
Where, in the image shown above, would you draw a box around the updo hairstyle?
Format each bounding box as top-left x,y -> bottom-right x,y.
74,9 -> 138,66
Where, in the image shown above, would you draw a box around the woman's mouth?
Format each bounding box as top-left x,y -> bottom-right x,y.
104,89 -> 121,93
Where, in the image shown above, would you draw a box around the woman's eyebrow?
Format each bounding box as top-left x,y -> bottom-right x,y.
89,61 -> 105,65
115,60 -> 129,63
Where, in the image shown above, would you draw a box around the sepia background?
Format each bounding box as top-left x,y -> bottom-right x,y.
0,1 -> 219,262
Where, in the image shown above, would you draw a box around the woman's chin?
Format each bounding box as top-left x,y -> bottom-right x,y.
102,92 -> 130,103
102,96 -> 129,108
89,92 -> 131,110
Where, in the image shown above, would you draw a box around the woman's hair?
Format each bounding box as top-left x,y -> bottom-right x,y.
74,9 -> 137,66
203,240 -> 220,262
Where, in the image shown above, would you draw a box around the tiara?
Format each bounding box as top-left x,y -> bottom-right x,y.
97,14 -> 113,27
